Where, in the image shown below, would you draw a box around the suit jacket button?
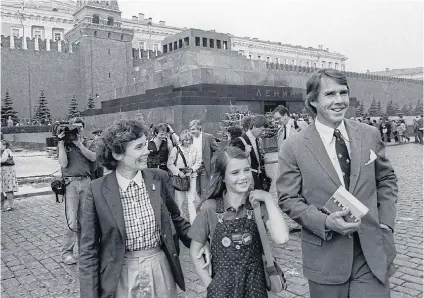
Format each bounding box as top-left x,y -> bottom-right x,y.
163,234 -> 167,239
173,253 -> 178,257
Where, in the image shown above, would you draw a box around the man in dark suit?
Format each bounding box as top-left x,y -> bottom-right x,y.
189,119 -> 219,197
79,120 -> 210,298
231,115 -> 269,190
276,69 -> 398,298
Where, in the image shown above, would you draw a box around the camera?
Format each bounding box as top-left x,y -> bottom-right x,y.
52,121 -> 80,143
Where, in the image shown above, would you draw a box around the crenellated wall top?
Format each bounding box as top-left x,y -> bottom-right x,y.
265,62 -> 423,85
1,35 -> 79,53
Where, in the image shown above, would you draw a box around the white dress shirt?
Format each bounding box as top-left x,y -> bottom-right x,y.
315,119 -> 351,189
246,130 -> 260,162
192,133 -> 203,161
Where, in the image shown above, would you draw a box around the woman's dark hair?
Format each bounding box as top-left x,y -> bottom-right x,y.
196,146 -> 249,211
227,126 -> 243,141
153,123 -> 168,135
97,120 -> 149,170
241,115 -> 252,132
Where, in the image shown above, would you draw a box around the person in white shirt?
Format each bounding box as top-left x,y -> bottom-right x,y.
189,120 -> 219,198
167,129 -> 202,223
276,69 -> 397,298
273,105 -> 298,148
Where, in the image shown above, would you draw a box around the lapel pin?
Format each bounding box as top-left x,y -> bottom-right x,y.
152,184 -> 156,191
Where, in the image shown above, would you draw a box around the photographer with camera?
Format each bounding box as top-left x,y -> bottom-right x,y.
57,117 -> 96,265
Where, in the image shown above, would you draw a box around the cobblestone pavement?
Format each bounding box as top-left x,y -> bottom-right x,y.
1,144 -> 422,298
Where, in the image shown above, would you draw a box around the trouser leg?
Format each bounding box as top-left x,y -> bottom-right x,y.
61,180 -> 79,259
187,175 -> 198,224
349,234 -> 391,298
174,190 -> 186,219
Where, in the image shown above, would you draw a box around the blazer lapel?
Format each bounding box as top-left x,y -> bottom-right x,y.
102,172 -> 126,239
345,120 -> 362,193
141,169 -> 162,230
202,133 -> 207,157
304,124 -> 342,187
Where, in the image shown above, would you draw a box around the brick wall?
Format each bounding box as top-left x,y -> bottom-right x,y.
1,47 -> 81,121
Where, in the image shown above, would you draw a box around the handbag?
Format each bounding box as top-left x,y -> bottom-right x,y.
1,150 -> 15,166
252,200 -> 287,293
259,169 -> 272,192
169,146 -> 190,191
51,178 -> 66,203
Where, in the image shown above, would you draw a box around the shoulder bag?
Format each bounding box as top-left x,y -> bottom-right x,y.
252,200 -> 287,293
1,150 -> 15,166
169,146 -> 190,191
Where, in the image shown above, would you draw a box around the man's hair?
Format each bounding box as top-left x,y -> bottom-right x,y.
70,117 -> 85,128
305,68 -> 349,115
249,115 -> 269,130
189,119 -> 202,129
273,105 -> 289,116
97,120 -> 149,170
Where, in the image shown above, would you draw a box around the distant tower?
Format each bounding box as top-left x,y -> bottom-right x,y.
66,0 -> 134,107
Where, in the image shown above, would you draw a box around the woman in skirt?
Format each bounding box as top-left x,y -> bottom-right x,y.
79,120 -> 210,298
1,140 -> 18,211
189,146 -> 289,298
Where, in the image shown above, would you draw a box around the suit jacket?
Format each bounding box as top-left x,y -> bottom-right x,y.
79,168 -> 191,298
202,132 -> 219,175
231,133 -> 264,171
276,119 -> 398,285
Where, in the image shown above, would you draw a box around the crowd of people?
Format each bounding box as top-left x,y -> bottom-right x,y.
1,68 -> 407,298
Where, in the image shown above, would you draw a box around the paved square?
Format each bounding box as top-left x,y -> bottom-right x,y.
1,144 -> 422,298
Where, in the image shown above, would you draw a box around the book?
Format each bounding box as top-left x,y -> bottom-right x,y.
321,187 -> 369,223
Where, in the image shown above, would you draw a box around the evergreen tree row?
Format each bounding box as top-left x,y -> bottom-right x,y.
356,98 -> 423,117
1,91 -> 98,126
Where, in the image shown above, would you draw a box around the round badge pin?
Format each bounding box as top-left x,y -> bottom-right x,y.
221,237 -> 231,247
241,233 -> 252,245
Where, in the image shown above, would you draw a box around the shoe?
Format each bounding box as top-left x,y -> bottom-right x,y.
5,207 -> 14,211
63,255 -> 77,265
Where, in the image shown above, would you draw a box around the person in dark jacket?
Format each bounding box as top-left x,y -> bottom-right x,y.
79,120 -> 210,298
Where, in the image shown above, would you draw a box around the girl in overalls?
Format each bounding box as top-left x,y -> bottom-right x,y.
189,146 -> 289,298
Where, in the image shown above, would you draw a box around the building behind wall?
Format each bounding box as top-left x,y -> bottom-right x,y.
1,0 -> 348,71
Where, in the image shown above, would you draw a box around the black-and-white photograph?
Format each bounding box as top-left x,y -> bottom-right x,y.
1,0 -> 423,297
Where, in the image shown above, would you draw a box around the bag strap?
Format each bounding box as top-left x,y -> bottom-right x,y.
176,146 -> 188,167
252,201 -> 274,266
237,137 -> 252,164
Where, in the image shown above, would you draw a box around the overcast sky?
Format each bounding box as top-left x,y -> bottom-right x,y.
118,0 -> 423,73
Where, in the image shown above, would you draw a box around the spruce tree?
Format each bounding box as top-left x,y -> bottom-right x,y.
414,98 -> 423,115
385,100 -> 393,116
393,102 -> 401,116
87,94 -> 95,109
356,101 -> 364,117
1,89 -> 19,126
401,104 -> 409,116
367,97 -> 378,116
218,103 -> 252,141
407,103 -> 414,116
376,99 -> 382,116
68,95 -> 80,120
35,90 -> 52,124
